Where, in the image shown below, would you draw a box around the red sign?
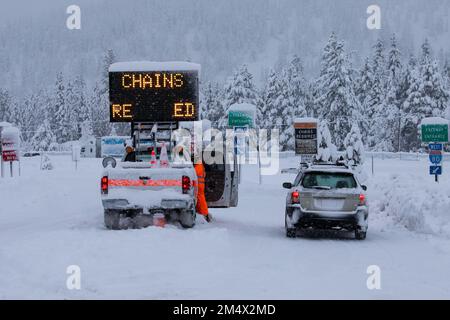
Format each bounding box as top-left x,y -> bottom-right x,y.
2,150 -> 18,162
429,150 -> 442,156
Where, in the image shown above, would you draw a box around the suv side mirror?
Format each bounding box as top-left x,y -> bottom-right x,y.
361,185 -> 367,191
282,182 -> 292,189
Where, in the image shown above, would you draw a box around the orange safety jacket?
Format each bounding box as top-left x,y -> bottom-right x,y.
194,163 -> 209,216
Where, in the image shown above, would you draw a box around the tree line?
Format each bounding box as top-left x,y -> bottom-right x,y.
1,33 -> 449,152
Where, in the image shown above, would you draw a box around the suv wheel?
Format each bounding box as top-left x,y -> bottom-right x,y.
355,230 -> 367,240
286,228 -> 297,238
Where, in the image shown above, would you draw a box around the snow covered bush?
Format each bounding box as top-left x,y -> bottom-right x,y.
343,123 -> 365,165
40,154 -> 54,170
316,121 -> 337,162
29,120 -> 56,152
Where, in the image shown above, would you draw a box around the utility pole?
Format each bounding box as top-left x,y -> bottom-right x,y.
397,115 -> 401,153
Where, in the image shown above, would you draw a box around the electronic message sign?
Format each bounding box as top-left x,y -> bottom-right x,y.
109,70 -> 199,122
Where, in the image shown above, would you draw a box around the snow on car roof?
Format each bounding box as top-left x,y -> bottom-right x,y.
109,61 -> 201,72
306,165 -> 354,174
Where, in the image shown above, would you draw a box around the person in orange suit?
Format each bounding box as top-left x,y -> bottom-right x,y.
194,162 -> 212,222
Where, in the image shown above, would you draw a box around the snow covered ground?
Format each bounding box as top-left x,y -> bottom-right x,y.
0,154 -> 449,299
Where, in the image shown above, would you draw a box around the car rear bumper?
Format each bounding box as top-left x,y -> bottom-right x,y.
102,198 -> 193,211
286,204 -> 368,231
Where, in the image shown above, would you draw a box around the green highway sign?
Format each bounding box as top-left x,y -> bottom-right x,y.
421,124 -> 448,143
228,110 -> 254,128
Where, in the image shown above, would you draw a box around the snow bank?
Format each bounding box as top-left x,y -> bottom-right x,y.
371,171 -> 450,237
109,61 -> 201,72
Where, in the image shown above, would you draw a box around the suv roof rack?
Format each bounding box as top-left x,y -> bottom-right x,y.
310,160 -> 350,169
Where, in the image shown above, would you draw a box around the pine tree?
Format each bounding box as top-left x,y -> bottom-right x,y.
344,123 -> 365,165
100,49 -> 116,96
201,82 -> 222,127
262,69 -> 279,129
219,65 -> 261,128
316,121 -> 337,162
30,119 -> 56,151
315,33 -> 360,149
0,88 -> 12,122
376,35 -> 403,151
90,82 -> 111,137
355,58 -> 372,144
402,40 -> 449,151
73,75 -> 90,125
55,76 -> 78,142
364,38 -> 387,149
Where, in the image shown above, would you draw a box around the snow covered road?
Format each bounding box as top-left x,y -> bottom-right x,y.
0,155 -> 449,299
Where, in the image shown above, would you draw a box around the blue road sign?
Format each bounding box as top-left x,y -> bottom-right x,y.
429,154 -> 443,164
429,165 -> 442,175
429,143 -> 443,151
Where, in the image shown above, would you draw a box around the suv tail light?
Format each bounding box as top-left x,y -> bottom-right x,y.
101,176 -> 108,194
182,176 -> 191,194
359,193 -> 366,205
291,191 -> 300,203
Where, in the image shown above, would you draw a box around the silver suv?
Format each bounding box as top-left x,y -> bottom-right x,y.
283,163 -> 368,240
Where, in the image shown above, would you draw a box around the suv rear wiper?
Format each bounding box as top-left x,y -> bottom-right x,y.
310,186 -> 331,190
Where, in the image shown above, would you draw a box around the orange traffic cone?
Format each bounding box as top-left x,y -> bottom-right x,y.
150,148 -> 158,168
160,143 -> 169,168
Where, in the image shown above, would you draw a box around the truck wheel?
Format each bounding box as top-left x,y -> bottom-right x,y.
104,210 -> 120,230
179,209 -> 196,229
355,230 -> 367,240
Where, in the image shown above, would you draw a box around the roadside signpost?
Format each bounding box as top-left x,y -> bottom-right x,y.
429,151 -> 443,164
294,118 -> 318,164
421,124 -> 448,143
227,103 -> 258,184
1,125 -> 20,178
429,165 -> 442,175
421,117 -> 449,183
429,143 -> 443,151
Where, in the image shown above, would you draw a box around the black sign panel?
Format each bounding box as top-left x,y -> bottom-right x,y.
109,71 -> 199,122
295,128 -> 318,155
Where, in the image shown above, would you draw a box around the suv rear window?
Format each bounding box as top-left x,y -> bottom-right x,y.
301,172 -> 357,189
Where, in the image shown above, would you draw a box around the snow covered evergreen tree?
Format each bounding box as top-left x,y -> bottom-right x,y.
376,35 -> 403,151
40,154 -> 54,170
262,69 -> 280,130
201,82 -> 222,128
315,33 -> 360,149
30,119 -> 57,151
56,76 -> 78,142
0,89 -> 12,122
219,65 -> 262,128
90,82 -> 111,137
402,40 -> 449,150
344,123 -> 365,165
316,121 -> 337,162
364,39 -> 387,149
355,58 -> 372,145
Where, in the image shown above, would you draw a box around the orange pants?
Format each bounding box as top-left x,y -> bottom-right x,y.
194,164 -> 209,216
